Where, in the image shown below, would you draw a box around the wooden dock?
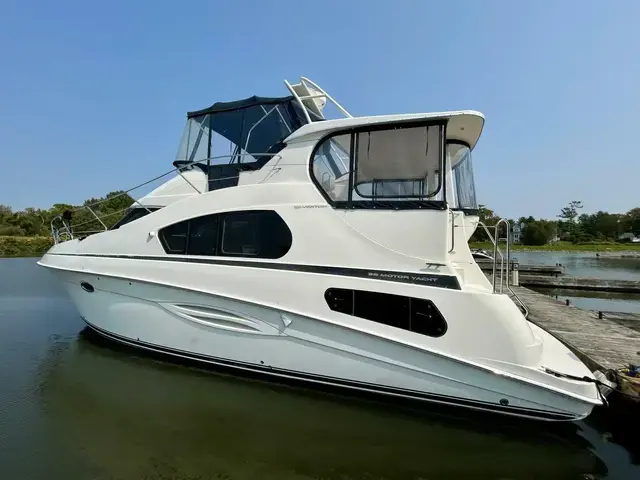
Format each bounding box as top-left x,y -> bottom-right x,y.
476,259 -> 640,293
506,284 -> 640,437
476,260 -> 564,276
600,311 -> 640,332
518,275 -> 640,294
508,285 -> 640,372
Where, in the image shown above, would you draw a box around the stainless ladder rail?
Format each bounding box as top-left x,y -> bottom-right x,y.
477,220 -> 529,318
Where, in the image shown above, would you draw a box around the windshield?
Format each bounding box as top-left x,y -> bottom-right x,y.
447,142 -> 477,211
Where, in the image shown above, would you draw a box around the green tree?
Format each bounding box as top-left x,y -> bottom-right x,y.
558,201 -> 583,222
619,208 -> 640,235
557,200 -> 583,238
578,211 -> 621,240
470,204 -> 501,242
522,221 -> 553,245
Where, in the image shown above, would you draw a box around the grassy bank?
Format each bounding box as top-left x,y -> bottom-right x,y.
0,236 -> 54,258
469,241 -> 640,253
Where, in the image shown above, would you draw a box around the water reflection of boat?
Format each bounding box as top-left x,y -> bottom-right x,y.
35,330 -> 607,479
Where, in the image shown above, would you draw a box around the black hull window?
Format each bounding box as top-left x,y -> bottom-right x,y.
324,288 -> 447,338
159,210 -> 292,259
160,220 -> 189,254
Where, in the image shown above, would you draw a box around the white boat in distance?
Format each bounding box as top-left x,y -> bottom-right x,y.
471,249 -> 494,261
40,77 -> 603,421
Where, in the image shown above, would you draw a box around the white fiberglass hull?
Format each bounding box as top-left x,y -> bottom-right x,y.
40,262 -> 601,422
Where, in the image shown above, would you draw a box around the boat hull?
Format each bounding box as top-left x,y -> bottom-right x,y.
42,265 -> 598,422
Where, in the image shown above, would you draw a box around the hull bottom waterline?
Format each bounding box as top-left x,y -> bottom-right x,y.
82,318 -> 583,422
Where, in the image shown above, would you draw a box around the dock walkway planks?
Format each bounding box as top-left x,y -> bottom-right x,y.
518,275 -> 640,294
509,285 -> 640,372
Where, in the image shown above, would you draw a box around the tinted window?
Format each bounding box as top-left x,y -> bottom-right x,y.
159,210 -> 292,259
325,288 -> 353,315
410,298 -> 447,337
188,215 -> 219,256
222,211 -> 292,258
160,220 -> 189,254
111,207 -> 159,230
353,290 -> 410,330
324,288 -> 446,338
222,213 -> 261,256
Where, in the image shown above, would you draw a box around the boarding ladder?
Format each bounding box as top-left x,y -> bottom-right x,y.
476,220 -> 529,318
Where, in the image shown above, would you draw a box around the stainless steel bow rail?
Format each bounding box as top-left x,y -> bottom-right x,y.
50,154 -> 281,244
477,220 -> 529,318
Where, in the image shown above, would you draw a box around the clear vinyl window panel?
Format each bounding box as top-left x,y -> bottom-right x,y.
447,143 -> 478,211
311,124 -> 444,205
175,104 -> 303,167
354,125 -> 442,199
311,134 -> 351,202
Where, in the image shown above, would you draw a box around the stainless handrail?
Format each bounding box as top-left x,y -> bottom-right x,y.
477,220 -> 528,318
448,209 -> 455,253
50,153 -> 282,243
86,206 -> 108,232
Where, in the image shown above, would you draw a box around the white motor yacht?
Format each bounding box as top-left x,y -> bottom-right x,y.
39,77 -> 603,421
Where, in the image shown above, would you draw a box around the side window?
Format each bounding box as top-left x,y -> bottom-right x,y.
354,125 -> 441,199
159,210 -> 292,259
310,123 -> 445,208
222,213 -> 260,256
160,220 -> 189,254
110,207 -> 159,230
410,298 -> 447,337
221,211 -> 293,258
188,215 -> 219,256
353,290 -> 410,330
311,134 -> 351,202
324,288 -> 447,338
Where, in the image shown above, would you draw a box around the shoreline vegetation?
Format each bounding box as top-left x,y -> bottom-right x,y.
1,235 -> 639,259
469,241 -> 640,258
0,236 -> 53,258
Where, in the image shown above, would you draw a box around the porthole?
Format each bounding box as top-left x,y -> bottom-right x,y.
80,282 -> 94,293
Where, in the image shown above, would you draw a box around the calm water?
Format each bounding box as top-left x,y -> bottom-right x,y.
1,258 -> 639,479
512,252 -> 640,281
512,252 -> 640,314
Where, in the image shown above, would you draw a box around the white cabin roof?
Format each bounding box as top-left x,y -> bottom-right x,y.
285,111 -> 485,150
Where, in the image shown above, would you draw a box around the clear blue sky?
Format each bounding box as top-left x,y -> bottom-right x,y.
1,0 -> 638,219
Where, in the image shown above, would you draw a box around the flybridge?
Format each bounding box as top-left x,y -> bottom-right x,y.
49,78 -> 351,242
172,77 -> 353,191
